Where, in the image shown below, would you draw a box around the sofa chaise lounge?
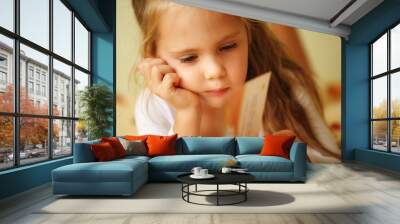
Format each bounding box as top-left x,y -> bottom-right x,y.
52,137 -> 307,196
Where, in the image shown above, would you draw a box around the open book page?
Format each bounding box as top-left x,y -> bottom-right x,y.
224,72 -> 271,136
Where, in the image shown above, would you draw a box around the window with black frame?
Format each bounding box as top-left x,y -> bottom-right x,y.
371,22 -> 400,154
0,0 -> 90,171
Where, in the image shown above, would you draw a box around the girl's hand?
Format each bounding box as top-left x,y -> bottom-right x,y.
138,58 -> 202,136
138,58 -> 201,111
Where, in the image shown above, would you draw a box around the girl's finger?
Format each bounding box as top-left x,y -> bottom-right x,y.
160,73 -> 180,99
149,65 -> 164,90
139,58 -> 166,83
148,65 -> 175,89
163,73 -> 180,88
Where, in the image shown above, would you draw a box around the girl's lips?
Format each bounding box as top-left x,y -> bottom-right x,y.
204,87 -> 230,97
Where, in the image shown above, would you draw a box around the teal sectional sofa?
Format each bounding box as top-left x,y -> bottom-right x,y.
52,137 -> 307,196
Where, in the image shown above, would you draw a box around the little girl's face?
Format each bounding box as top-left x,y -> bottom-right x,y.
155,4 -> 248,108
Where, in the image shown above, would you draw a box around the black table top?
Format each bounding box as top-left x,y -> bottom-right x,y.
177,172 -> 255,185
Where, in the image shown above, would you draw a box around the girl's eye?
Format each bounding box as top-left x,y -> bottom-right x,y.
220,43 -> 237,51
179,55 -> 198,63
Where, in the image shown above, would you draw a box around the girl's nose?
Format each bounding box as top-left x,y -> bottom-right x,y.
203,57 -> 226,80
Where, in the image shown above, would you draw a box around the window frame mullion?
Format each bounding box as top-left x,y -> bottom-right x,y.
13,0 -> 21,167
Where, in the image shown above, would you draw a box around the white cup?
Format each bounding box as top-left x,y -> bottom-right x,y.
191,167 -> 202,176
200,169 -> 208,176
221,167 -> 232,174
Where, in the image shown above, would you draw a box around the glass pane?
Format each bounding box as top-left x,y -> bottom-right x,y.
372,77 -> 387,119
53,0 -> 71,60
372,121 -> 388,151
391,120 -> 400,153
372,33 -> 387,76
53,59 -> 72,117
20,0 -> 49,49
391,72 -> 400,118
0,116 -> 13,170
20,44 -> 49,115
0,34 -> 14,112
75,120 -> 88,143
53,119 -> 72,158
20,117 -> 49,165
0,0 -> 14,31
74,17 -> 89,70
74,69 -> 89,118
391,24 -> 400,70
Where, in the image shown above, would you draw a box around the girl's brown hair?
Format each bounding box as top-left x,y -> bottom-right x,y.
131,0 -> 340,161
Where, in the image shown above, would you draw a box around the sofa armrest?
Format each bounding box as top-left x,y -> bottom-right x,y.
73,140 -> 100,163
289,141 -> 307,181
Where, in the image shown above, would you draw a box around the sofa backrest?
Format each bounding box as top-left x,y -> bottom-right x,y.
235,137 -> 264,155
176,137 -> 236,155
73,139 -> 100,163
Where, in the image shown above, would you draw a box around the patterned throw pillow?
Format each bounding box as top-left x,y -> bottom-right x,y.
119,138 -> 147,156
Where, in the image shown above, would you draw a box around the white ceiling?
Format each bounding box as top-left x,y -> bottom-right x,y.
228,0 -> 353,22
173,0 -> 384,38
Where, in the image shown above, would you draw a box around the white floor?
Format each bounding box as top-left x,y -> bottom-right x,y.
1,162 -> 400,224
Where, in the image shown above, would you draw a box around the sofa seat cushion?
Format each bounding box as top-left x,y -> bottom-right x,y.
116,155 -> 150,163
52,159 -> 147,183
149,154 -> 235,172
236,155 -> 293,172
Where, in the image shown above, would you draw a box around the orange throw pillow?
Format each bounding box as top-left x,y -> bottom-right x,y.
91,142 -> 117,161
260,135 -> 296,159
101,137 -> 126,158
146,134 -> 178,157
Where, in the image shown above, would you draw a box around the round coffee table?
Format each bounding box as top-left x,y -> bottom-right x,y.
177,173 -> 255,206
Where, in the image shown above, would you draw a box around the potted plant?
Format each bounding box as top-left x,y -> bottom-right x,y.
79,84 -> 113,140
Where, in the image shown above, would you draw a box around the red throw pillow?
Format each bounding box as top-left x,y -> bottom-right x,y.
101,137 -> 126,158
146,134 -> 178,157
260,135 -> 296,159
91,142 -> 117,161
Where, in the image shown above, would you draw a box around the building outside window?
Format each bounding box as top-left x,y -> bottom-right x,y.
0,54 -> 7,89
41,73 -> 46,83
42,85 -> 46,97
54,88 -> 58,104
0,54 -> 7,67
0,71 -> 6,84
0,72 -> 5,85
35,83 -> 40,95
35,70 -> 40,81
28,67 -> 34,80
28,81 -> 34,94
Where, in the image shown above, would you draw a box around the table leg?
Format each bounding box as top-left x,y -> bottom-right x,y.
245,183 -> 247,201
195,184 -> 197,192
217,184 -> 219,206
187,184 -> 190,202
